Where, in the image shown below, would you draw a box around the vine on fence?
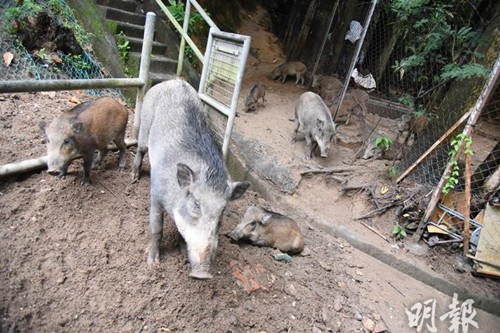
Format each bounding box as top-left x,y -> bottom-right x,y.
442,133 -> 474,195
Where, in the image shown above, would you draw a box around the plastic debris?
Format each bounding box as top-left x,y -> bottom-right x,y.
351,68 -> 377,90
273,253 -> 292,263
345,21 -> 363,43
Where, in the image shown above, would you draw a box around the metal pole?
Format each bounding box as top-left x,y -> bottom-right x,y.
189,0 -> 219,30
0,78 -> 144,93
0,139 -> 137,179
133,12 -> 155,139
333,0 -> 378,122
154,0 -> 204,62
308,0 -> 339,89
177,0 -> 191,76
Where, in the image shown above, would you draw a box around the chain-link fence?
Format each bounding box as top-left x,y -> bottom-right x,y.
0,0 -> 124,99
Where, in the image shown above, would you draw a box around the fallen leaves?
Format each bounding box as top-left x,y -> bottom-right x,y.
3,52 -> 14,67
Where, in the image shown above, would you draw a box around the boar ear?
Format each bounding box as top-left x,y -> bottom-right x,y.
72,122 -> 83,134
177,163 -> 196,188
261,213 -> 273,225
229,181 -> 250,201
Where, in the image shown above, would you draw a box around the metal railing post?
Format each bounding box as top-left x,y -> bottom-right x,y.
177,0 -> 191,76
134,12 -> 156,138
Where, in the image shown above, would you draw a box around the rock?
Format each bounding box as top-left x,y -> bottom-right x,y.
273,253 -> 292,263
0,96 -> 5,101
362,317 -> 376,331
354,312 -> 362,321
337,281 -> 347,290
333,296 -> 343,312
373,320 -> 388,333
56,275 -> 66,284
312,327 -> 323,333
321,306 -> 330,324
454,257 -> 472,273
284,284 -> 300,300
319,260 -> 332,271
330,320 -> 342,333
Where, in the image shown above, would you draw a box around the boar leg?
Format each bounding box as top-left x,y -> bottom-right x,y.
292,120 -> 301,142
305,132 -> 313,159
114,138 -> 127,169
81,151 -> 93,185
132,145 -> 148,181
148,198 -> 164,265
92,148 -> 108,169
281,74 -> 287,84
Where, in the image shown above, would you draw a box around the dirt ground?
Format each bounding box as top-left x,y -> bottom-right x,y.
0,5 -> 499,333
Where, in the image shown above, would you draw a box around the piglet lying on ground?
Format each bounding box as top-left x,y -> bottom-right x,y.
228,205 -> 305,254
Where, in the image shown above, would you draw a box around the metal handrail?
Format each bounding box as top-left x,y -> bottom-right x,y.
154,0 -> 219,75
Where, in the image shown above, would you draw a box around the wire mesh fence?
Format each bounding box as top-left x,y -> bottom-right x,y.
0,0 -> 125,99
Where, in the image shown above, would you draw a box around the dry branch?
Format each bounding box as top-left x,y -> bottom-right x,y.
360,220 -> 389,243
300,167 -> 360,176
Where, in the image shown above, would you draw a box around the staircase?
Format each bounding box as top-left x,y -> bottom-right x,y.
96,0 -> 177,84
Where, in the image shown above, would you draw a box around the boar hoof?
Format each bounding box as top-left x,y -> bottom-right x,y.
147,254 -> 160,265
147,247 -> 160,265
189,270 -> 213,280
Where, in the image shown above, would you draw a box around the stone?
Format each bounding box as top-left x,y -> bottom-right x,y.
362,317 -> 376,331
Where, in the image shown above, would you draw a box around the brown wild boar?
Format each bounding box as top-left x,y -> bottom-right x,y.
228,205 -> 305,254
244,82 -> 267,113
315,75 -> 344,106
271,61 -> 307,85
329,89 -> 369,125
41,97 -> 128,184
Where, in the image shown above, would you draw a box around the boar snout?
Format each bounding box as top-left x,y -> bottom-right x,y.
189,268 -> 213,280
47,168 -> 60,176
228,230 -> 239,241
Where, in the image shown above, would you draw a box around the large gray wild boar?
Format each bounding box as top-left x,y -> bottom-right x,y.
228,205 -> 305,254
292,92 -> 337,159
271,61 -> 307,85
41,97 -> 128,185
132,79 -> 251,279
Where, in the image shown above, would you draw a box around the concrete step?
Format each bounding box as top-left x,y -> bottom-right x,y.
130,52 -> 177,73
96,0 -> 136,13
150,72 -> 177,85
103,6 -> 145,26
110,20 -> 145,39
127,37 -> 167,55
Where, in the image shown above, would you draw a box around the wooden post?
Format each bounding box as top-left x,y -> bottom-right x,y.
463,152 -> 471,255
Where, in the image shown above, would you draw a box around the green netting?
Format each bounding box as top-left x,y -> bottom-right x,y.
0,0 -> 124,99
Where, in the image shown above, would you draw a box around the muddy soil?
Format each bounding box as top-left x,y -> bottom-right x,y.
0,91 -> 392,332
